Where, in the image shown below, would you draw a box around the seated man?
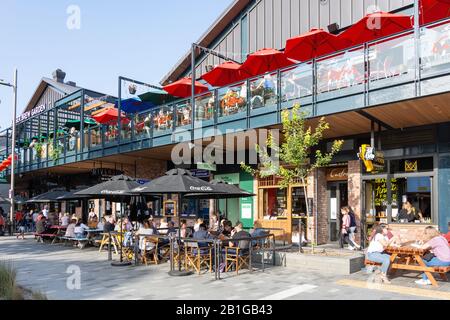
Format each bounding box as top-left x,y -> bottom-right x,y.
229,222 -> 251,251
193,223 -> 213,247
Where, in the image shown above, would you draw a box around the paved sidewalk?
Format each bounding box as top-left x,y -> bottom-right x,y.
0,236 -> 448,300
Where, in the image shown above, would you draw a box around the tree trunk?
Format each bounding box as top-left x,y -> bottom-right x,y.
301,177 -> 314,254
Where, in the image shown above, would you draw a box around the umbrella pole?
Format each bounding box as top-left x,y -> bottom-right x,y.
111,198 -> 131,267
168,193 -> 192,276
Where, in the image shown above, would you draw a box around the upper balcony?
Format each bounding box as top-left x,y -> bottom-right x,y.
2,17 -> 450,176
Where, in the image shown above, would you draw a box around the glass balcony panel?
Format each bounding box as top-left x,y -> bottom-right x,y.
420,22 -> 450,79
134,112 -> 151,140
175,99 -> 192,129
218,82 -> 247,121
194,92 -> 215,124
316,48 -> 365,102
368,33 -> 415,90
249,72 -> 278,116
280,63 -> 313,110
104,123 -> 118,145
120,114 -> 133,142
153,105 -> 174,136
87,125 -> 101,149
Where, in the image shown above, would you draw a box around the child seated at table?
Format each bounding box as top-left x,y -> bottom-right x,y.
74,220 -> 88,239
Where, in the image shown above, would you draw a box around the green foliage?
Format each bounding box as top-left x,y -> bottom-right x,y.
0,261 -> 48,300
242,104 -> 343,187
34,143 -> 43,159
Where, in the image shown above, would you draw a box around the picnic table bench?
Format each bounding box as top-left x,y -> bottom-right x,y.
59,236 -> 90,249
34,233 -> 58,243
365,244 -> 450,287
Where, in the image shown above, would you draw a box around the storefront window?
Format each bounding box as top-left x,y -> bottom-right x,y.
259,188 -> 288,219
291,187 -> 307,217
389,157 -> 433,174
364,179 -> 389,225
392,177 -> 433,223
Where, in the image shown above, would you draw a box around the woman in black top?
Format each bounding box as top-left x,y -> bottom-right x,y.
397,200 -> 422,223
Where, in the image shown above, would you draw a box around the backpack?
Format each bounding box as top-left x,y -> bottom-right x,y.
349,212 -> 357,228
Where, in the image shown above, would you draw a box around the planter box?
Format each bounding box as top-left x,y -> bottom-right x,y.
282,251 -> 365,275
253,249 -> 365,275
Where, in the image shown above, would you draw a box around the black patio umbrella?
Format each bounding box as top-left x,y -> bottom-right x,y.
27,189 -> 71,203
132,168 -> 222,275
185,180 -> 255,222
75,175 -> 142,267
184,180 -> 255,199
56,187 -> 96,201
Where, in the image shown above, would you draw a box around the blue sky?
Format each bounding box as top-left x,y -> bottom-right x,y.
0,0 -> 232,130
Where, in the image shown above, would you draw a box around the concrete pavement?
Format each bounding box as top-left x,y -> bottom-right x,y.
0,236 -> 448,300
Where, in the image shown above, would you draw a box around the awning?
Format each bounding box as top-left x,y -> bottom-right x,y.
163,77 -> 209,98
27,189 -> 72,203
138,89 -> 176,106
240,48 -> 296,76
117,98 -> 155,114
421,0 -> 450,25
202,61 -> 250,87
339,11 -> 413,45
285,28 -> 352,62
92,108 -> 130,125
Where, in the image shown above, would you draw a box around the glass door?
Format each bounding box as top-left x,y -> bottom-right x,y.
328,182 -> 348,242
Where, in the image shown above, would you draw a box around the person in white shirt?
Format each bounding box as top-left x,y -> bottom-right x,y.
74,220 -> 88,239
137,221 -> 156,251
158,218 -> 169,235
61,213 -> 70,227
65,219 -> 77,238
193,218 -> 204,233
366,223 -> 394,284
42,206 -> 49,219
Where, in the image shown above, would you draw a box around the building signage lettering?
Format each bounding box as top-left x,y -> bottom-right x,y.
326,167 -> 348,181
16,104 -> 47,123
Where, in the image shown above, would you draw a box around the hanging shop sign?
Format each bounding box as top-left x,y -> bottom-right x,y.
357,144 -> 385,173
326,167 -> 348,181
16,104 -> 47,124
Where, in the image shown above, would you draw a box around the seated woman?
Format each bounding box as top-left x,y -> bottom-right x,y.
398,200 -> 423,223
65,219 -> 77,238
74,220 -> 88,239
137,221 -> 156,252
88,215 -> 99,229
415,227 -> 450,286
366,223 -> 395,284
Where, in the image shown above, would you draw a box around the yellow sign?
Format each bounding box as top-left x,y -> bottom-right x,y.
358,144 -> 384,173
405,160 -> 418,172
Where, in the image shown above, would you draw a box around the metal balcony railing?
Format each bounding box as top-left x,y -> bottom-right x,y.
2,17 -> 450,174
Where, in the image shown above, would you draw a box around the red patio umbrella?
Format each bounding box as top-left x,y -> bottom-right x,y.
3,159 -> 11,167
93,108 -> 130,125
163,77 -> 209,98
240,48 -> 296,76
202,61 -> 251,87
339,11 -> 413,45
285,28 -> 353,62
420,0 -> 450,25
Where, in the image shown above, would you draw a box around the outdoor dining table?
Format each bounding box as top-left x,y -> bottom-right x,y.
49,225 -> 67,244
385,242 -> 440,287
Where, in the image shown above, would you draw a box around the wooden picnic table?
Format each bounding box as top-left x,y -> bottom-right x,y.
385,243 -> 439,287
49,225 -> 67,244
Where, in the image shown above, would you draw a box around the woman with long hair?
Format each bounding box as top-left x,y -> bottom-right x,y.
415,226 -> 450,286
366,223 -> 394,284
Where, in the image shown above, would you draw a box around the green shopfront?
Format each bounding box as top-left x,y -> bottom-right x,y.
214,171 -> 255,229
